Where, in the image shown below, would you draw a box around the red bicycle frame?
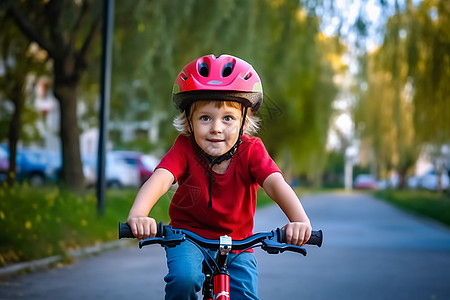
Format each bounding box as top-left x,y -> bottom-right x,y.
213,273 -> 230,299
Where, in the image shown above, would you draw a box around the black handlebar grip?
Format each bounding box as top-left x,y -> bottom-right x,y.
277,228 -> 323,247
156,222 -> 164,237
277,228 -> 286,244
118,222 -> 166,239
119,222 -> 135,239
307,230 -> 323,247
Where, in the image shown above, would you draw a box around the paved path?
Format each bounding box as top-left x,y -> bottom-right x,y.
255,193 -> 450,299
1,192 -> 450,299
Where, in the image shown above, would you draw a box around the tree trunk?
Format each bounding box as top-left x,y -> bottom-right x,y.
6,85 -> 23,186
398,169 -> 408,190
53,81 -> 85,191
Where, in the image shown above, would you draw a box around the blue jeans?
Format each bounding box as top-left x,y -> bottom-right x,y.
164,240 -> 259,300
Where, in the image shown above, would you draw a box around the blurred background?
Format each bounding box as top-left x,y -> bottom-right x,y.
0,0 -> 449,267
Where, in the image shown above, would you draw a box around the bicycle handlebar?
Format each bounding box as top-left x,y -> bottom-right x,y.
119,222 -> 322,256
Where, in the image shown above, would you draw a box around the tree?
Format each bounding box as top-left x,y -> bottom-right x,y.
354,0 -> 449,189
5,0 -> 102,190
0,9 -> 45,186
410,0 -> 450,146
408,0 -> 450,183
252,2 -> 338,184
354,0 -> 418,187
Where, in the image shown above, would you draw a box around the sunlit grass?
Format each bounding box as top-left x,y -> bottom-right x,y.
374,189 -> 450,227
0,183 -> 170,267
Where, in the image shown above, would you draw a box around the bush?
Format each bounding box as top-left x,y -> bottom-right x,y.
0,183 -> 170,267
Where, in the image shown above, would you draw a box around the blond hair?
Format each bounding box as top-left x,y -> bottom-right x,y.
173,100 -> 260,136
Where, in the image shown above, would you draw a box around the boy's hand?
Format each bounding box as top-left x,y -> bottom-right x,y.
126,216 -> 157,241
283,222 -> 312,247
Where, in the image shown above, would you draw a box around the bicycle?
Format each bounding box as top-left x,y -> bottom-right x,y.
119,222 -> 322,299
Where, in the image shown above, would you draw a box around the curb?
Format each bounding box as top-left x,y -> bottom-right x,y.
0,240 -> 132,280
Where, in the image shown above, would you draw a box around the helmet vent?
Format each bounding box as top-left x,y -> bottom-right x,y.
222,62 -> 234,77
199,62 -> 209,77
243,72 -> 252,80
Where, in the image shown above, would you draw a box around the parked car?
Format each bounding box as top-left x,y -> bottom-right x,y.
418,170 -> 449,191
354,174 -> 377,190
0,145 -> 61,186
17,149 -> 61,186
83,152 -> 141,188
407,176 -> 420,189
0,146 -> 8,181
111,151 -> 158,184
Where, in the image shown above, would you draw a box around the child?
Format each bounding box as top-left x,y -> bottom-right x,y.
127,54 -> 312,300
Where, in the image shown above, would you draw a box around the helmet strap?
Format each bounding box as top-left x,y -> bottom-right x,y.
185,106 -> 248,208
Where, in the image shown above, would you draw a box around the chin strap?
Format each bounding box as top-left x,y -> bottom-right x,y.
186,107 -> 248,208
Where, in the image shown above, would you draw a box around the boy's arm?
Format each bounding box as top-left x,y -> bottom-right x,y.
127,168 -> 174,240
262,172 -> 312,246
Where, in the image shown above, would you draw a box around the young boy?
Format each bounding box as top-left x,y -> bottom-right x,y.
127,54 -> 311,299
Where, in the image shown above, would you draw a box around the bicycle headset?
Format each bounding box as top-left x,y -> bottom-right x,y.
172,54 -> 263,207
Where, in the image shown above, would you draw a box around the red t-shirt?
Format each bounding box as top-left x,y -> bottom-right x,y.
156,134 -> 281,240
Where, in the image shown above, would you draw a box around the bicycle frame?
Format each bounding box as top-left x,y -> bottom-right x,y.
203,235 -> 233,300
213,273 -> 230,300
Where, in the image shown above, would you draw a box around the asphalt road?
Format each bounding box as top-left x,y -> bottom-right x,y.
1,192 -> 450,299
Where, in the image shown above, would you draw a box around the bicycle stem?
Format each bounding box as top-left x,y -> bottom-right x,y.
213,236 -> 232,300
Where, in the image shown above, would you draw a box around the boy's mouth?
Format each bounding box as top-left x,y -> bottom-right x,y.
207,139 -> 225,143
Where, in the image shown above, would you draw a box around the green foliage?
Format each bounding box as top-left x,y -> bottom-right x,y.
255,189 -> 275,208
322,150 -> 345,187
2,0 -> 104,190
0,184 -> 169,267
0,10 -> 46,145
354,0 -> 449,184
409,0 -> 450,147
113,135 -> 158,154
374,189 -> 450,227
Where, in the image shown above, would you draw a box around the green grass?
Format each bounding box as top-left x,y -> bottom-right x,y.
0,183 -> 170,267
374,189 -> 450,227
256,189 -> 273,207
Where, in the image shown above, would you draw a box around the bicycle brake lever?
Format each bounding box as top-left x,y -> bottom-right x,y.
262,239 -> 307,256
139,233 -> 185,249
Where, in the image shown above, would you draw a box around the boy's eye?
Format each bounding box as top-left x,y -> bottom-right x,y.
200,115 -> 210,121
224,115 -> 237,122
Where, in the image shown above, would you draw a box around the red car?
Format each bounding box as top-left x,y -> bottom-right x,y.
354,174 -> 377,190
0,146 -> 9,181
111,151 -> 159,185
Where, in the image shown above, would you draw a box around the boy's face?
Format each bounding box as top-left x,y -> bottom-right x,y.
190,101 -> 242,158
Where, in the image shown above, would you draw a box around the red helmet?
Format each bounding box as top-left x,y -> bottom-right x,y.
172,54 -> 263,112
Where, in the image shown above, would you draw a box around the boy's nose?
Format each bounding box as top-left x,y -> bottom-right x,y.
210,120 -> 223,134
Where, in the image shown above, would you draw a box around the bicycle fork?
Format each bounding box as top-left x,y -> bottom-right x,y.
203,235 -> 232,300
